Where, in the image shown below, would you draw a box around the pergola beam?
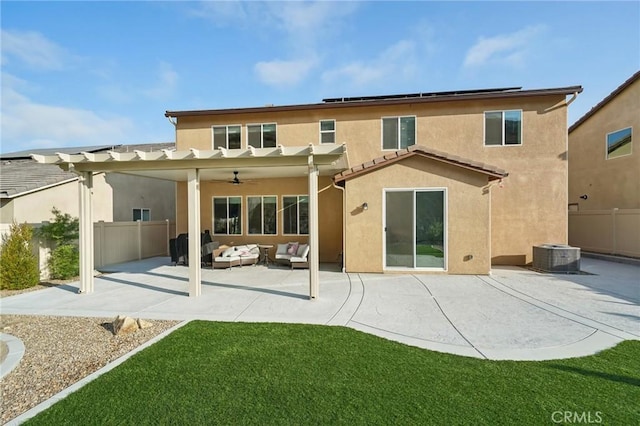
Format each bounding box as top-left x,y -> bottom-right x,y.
187,169 -> 202,297
78,171 -> 94,294
308,156 -> 319,299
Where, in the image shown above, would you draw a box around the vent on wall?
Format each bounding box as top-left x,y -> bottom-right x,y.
533,244 -> 581,273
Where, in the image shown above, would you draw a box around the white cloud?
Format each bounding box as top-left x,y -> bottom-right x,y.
1,29 -> 69,70
322,40 -> 418,88
254,57 -> 318,87
143,62 -> 179,100
463,25 -> 546,68
1,74 -> 135,151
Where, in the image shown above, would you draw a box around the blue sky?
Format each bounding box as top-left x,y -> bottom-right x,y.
1,1 -> 638,153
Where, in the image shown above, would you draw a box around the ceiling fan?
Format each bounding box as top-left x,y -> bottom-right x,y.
228,171 -> 243,185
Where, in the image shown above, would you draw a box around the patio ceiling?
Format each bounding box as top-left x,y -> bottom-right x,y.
31,144 -> 349,181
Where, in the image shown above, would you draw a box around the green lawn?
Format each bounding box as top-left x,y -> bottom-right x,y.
27,322 -> 639,425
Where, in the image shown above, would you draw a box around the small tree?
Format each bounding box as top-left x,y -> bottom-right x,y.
0,222 -> 40,290
36,208 -> 80,279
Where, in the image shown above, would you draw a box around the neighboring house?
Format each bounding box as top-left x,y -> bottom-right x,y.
568,71 -> 639,257
34,84 -> 581,298
568,71 -> 639,210
0,143 -> 176,228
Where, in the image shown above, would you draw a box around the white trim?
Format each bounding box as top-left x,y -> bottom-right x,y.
211,124 -> 242,150
212,196 -> 243,236
246,122 -> 278,149
246,195 -> 278,235
382,187 -> 448,272
281,194 -> 309,236
381,115 -> 417,151
319,119 -> 336,144
605,126 -> 633,160
483,109 -> 523,147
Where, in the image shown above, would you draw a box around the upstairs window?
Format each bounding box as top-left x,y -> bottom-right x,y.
212,125 -> 241,149
283,195 -> 309,235
320,120 -> 336,143
213,197 -> 242,235
485,110 -> 522,146
606,127 -> 632,159
382,116 -> 416,150
247,196 -> 277,235
248,123 -> 277,148
133,208 -> 150,221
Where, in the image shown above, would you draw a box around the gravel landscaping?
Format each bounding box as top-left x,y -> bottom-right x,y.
0,314 -> 180,424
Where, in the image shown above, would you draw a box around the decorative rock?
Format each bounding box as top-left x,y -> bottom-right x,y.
136,319 -> 153,329
112,316 -> 139,335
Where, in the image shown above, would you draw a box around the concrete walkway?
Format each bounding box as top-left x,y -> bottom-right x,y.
1,257 -> 638,361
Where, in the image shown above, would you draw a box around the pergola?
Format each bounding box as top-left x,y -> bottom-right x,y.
33,144 -> 348,299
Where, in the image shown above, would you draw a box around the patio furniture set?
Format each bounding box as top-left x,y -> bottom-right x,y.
170,232 -> 310,270
212,242 -> 310,270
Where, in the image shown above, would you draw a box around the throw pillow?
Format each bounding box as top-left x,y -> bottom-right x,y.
287,243 -> 299,255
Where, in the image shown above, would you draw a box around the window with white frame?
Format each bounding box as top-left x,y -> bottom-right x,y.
382,116 -> 416,150
133,208 -> 150,221
212,125 -> 241,149
213,197 -> 242,235
247,123 -> 277,148
484,110 -> 522,146
606,127 -> 632,159
282,195 -> 309,235
320,120 -> 336,144
247,196 -> 277,235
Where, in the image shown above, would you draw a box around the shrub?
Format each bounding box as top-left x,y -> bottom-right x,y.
49,244 -> 80,280
36,207 -> 80,280
0,222 -> 40,290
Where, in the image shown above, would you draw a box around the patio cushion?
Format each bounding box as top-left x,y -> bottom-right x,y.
287,243 -> 299,255
221,247 -> 235,257
276,244 -> 288,255
296,244 -> 309,259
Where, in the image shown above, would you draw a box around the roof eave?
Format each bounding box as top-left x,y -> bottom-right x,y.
166,86 -> 583,118
569,70 -> 640,133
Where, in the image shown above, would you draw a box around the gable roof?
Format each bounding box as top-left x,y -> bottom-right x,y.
333,145 -> 508,184
569,70 -> 640,133
0,142 -> 176,198
166,85 -> 582,118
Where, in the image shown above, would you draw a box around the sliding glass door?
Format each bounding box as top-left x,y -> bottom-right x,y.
385,189 -> 446,269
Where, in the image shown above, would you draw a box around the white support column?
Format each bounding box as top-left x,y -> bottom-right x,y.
308,156 -> 319,299
187,169 -> 201,297
78,171 -> 94,294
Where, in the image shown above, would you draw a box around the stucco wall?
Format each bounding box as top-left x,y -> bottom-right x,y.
344,156 -> 492,274
5,173 -> 114,224
174,94 -> 570,267
175,176 -> 342,263
568,78 -> 639,210
106,173 -> 176,222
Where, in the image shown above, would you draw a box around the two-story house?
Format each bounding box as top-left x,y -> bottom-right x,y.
34,84 -> 581,298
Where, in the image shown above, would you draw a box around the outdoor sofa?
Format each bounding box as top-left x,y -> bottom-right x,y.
213,244 -> 260,269
275,242 -> 310,269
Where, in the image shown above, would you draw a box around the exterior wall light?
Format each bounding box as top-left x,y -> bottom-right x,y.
579,194 -> 588,200
362,202 -> 368,211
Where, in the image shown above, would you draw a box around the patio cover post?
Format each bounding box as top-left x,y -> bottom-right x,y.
308,156 -> 319,299
78,171 -> 94,294
187,168 -> 201,297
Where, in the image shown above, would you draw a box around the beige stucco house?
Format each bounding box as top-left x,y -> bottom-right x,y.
568,71 -> 639,257
34,84 -> 582,298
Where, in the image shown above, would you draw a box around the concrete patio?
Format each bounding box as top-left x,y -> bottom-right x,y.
1,257 -> 638,360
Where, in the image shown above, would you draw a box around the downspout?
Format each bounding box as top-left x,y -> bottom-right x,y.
566,91 -> 579,107
332,179 -> 346,273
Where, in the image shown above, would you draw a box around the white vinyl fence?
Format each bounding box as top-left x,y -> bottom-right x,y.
568,209 -> 640,258
1,220 -> 176,279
